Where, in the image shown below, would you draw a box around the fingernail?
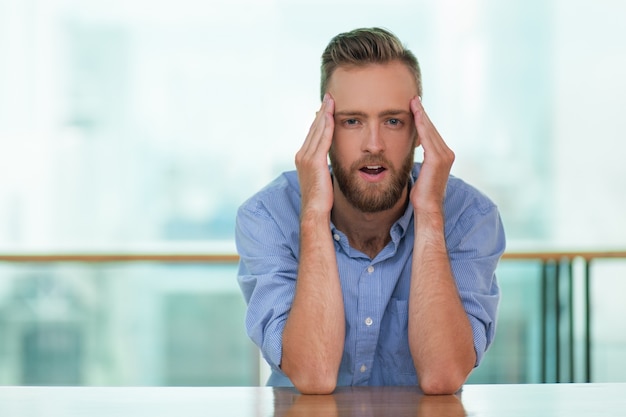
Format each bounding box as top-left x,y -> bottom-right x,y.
323,93 -> 329,103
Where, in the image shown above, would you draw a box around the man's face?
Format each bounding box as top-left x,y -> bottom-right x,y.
327,61 -> 419,213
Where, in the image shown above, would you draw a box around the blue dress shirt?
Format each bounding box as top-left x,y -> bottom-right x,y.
236,163 -> 506,387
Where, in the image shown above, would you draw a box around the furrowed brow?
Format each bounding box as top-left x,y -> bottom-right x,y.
334,110 -> 368,118
379,109 -> 412,118
334,110 -> 412,118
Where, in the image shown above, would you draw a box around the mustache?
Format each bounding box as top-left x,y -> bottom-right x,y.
350,155 -> 392,170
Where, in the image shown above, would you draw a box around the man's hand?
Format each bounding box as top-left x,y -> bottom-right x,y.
409,96 -> 455,214
408,96 -> 474,395
283,93 -> 344,394
295,94 -> 335,216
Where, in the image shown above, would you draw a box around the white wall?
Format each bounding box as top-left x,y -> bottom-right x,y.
553,1 -> 626,248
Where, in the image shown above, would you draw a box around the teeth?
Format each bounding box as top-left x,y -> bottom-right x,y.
366,165 -> 382,169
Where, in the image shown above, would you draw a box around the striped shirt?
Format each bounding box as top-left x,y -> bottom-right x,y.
236,163 -> 506,387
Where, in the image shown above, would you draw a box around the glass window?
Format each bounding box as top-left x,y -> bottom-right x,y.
1,0 -> 625,385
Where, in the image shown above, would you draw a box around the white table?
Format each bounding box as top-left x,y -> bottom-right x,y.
0,383 -> 624,416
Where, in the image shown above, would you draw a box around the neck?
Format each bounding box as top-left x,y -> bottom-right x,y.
331,184 -> 408,259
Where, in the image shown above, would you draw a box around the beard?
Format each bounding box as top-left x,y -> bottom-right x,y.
329,148 -> 415,213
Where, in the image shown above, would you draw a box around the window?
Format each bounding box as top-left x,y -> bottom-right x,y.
1,0 -> 625,385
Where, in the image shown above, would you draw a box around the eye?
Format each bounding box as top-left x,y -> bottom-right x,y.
343,118 -> 360,127
386,118 -> 403,127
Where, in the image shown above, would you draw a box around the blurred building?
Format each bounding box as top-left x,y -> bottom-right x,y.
1,0 -> 625,385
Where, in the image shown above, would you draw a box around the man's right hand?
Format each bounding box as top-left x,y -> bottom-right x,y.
295,94 -> 335,216
284,93 -> 343,394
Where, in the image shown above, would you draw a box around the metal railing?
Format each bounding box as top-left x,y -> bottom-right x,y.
2,249 -> 626,383
501,251 -> 626,383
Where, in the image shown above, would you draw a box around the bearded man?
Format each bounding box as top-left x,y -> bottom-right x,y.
236,27 -> 506,395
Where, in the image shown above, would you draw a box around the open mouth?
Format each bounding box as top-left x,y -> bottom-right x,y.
360,165 -> 386,175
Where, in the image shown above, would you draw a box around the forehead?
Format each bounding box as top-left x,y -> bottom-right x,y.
327,61 -> 418,112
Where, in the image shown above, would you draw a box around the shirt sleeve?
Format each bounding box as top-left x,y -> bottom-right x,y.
446,201 -> 506,366
235,199 -> 299,373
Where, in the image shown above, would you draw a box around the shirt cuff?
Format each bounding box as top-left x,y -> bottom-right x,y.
468,314 -> 489,366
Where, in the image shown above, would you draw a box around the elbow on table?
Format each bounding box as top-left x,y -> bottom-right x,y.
291,374 -> 337,395
282,356 -> 339,394
418,371 -> 466,395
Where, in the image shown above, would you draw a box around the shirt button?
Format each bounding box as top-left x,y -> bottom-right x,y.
333,234 -> 340,241
365,317 -> 373,326
360,364 -> 367,373
367,265 -> 374,273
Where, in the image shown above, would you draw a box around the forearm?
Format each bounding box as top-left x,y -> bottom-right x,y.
281,212 -> 345,394
409,211 -> 475,394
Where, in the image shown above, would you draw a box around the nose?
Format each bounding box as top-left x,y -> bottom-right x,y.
361,125 -> 384,154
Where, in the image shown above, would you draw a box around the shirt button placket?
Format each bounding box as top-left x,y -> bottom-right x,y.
364,266 -> 375,330
355,263 -> 376,383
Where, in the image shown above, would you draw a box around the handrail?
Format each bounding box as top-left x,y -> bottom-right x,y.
501,250 -> 626,261
2,249 -> 625,384
0,253 -> 239,263
0,250 -> 624,263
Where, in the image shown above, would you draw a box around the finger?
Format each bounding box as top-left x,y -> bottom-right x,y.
300,95 -> 331,157
410,96 -> 449,155
411,96 -> 434,137
411,96 -> 432,147
297,95 -> 334,168
313,95 -> 334,155
305,95 -> 334,157
410,96 -> 422,147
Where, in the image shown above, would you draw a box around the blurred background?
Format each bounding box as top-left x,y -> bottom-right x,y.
0,0 -> 625,386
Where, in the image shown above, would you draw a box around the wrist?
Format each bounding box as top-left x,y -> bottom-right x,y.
300,209 -> 331,229
414,207 -> 445,226
414,210 -> 446,243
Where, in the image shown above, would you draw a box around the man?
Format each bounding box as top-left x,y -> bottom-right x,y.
236,27 -> 505,395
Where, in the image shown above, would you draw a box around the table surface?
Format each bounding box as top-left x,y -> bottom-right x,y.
0,383 -> 624,416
